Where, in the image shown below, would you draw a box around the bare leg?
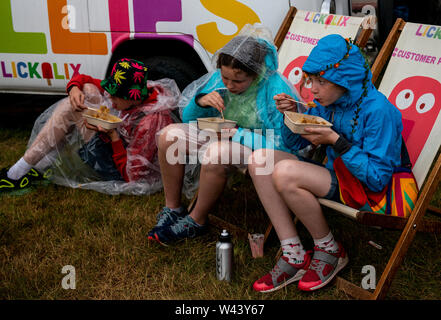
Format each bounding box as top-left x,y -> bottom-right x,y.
249,149 -> 333,240
248,149 -> 300,240
23,84 -> 99,166
156,123 -> 188,209
190,141 -> 251,225
272,159 -> 332,239
24,101 -> 94,166
251,151 -> 345,293
190,162 -> 227,224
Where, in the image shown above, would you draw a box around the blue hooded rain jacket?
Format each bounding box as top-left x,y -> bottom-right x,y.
282,34 -> 403,192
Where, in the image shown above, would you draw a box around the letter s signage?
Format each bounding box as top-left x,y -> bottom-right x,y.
196,0 -> 261,54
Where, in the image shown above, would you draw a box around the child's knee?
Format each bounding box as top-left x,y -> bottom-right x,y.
53,98 -> 79,122
83,83 -> 102,104
158,124 -> 184,149
273,160 -> 299,192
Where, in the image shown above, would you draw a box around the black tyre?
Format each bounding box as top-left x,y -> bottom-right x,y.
142,55 -> 204,91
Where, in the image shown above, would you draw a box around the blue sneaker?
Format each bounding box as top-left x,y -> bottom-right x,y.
148,215 -> 207,246
156,206 -> 188,226
148,207 -> 188,235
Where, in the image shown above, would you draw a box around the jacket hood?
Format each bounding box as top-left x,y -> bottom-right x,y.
212,24 -> 279,79
302,34 -> 373,107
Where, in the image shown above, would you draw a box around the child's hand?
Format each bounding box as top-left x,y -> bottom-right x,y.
84,120 -> 120,142
274,93 -> 297,113
69,86 -> 87,112
301,127 -> 339,146
197,91 -> 225,113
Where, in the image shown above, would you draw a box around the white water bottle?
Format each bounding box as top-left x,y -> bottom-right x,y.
216,229 -> 233,281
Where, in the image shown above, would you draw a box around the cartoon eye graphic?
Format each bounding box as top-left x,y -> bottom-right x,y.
304,77 -> 312,89
416,93 -> 435,114
288,67 -> 303,85
395,89 -> 414,110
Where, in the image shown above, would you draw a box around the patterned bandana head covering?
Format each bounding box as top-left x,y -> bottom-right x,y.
101,58 -> 149,101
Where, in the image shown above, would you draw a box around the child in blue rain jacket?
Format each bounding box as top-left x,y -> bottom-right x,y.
249,34 -> 403,293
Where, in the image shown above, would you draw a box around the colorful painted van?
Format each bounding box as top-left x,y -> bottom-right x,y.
0,0 -> 294,94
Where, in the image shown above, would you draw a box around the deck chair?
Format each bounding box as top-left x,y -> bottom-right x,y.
275,7 -> 373,105
315,18 -> 441,299
187,7 -> 374,240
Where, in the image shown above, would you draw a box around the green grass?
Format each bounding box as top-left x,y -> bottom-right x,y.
1,127 -> 441,300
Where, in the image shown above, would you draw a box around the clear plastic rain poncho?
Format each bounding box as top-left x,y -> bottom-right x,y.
161,23 -> 298,199
180,23 -> 299,136
25,78 -> 180,195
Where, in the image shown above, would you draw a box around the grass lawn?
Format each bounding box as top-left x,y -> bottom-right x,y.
1,125 -> 441,300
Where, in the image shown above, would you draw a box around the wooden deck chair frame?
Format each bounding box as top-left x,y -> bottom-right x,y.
310,18 -> 441,300
187,6 -> 374,240
274,7 -> 374,50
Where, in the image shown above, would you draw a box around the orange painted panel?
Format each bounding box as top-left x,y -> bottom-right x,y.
47,0 -> 108,55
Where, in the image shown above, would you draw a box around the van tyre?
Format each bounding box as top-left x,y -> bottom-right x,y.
142,55 -> 202,91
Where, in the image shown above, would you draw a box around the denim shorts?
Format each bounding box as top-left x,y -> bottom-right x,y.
297,155 -> 341,203
78,134 -> 124,181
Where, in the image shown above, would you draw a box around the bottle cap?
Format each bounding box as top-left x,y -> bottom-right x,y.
219,229 -> 231,242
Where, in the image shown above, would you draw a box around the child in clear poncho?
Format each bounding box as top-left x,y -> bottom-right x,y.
147,24 -> 300,246
0,58 -> 180,195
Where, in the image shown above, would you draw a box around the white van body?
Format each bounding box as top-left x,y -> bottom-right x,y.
1,0 -> 318,94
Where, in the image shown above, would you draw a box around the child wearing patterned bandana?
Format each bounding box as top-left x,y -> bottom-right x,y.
0,58 -> 179,194
250,34 -> 403,292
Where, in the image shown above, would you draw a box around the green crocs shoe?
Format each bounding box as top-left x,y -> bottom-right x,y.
0,167 -> 33,195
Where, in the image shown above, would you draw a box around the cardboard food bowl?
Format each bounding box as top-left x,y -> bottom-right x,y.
197,117 -> 237,132
284,111 -> 332,135
83,109 -> 123,130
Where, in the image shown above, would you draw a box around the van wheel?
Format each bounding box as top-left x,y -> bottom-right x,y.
142,55 -> 203,91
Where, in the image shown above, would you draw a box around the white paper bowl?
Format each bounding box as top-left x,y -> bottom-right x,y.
197,117 -> 237,132
83,109 -> 123,130
284,111 -> 332,135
